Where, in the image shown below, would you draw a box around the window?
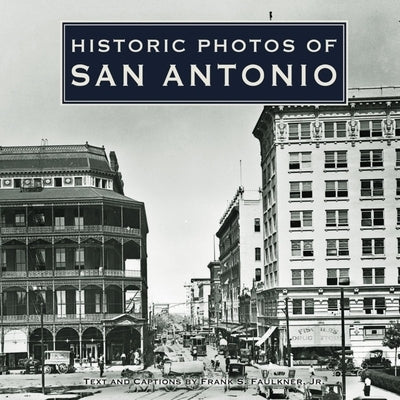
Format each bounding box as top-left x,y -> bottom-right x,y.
15,213 -> 25,227
32,213 -> 45,226
398,209 -> 400,226
362,238 -> 384,256
361,179 -> 384,197
289,152 -> 311,170
293,299 -> 314,315
363,297 -> 386,314
75,248 -> 84,268
254,218 -> 261,232
397,179 -> 400,196
14,179 -> 21,188
325,180 -> 348,198
326,239 -> 349,257
16,249 -> 26,271
360,120 -> 383,138
291,240 -> 313,257
327,268 -> 349,285
57,290 -> 66,317
290,181 -> 312,199
74,177 -> 83,186
360,150 -> 383,168
396,150 -> 400,167
364,326 -> 386,338
324,121 -> 347,138
288,123 -> 311,140
291,269 -> 314,285
76,289 -> 85,317
55,248 -> 66,268
361,209 -> 384,227
34,249 -> 46,268
255,247 -> 261,261
327,298 -> 350,311
74,217 -> 84,229
255,268 -> 262,281
363,268 -> 385,284
290,210 -> 312,228
54,216 -> 65,230
54,178 -> 62,187
325,151 -> 347,169
326,210 -> 348,227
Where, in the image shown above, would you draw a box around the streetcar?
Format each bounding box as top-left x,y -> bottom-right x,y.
190,335 -> 207,357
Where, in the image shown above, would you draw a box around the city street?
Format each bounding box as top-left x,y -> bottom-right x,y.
1,344 -> 399,399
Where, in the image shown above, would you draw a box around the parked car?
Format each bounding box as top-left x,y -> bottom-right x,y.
361,350 -> 391,369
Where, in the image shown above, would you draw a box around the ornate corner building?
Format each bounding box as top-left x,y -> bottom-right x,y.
253,87 -> 400,366
0,144 -> 148,367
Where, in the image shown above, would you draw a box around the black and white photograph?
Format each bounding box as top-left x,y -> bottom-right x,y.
0,1 -> 399,399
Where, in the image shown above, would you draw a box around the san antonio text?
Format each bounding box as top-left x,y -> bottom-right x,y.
71,63 -> 337,88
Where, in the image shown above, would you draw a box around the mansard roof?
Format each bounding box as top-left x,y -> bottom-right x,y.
0,144 -> 113,175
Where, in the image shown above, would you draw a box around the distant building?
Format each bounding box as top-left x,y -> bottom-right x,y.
186,278 -> 210,328
253,86 -> 400,366
216,187 -> 263,333
207,261 -> 221,326
0,144 -> 149,367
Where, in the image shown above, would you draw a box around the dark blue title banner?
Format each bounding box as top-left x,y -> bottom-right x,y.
62,22 -> 347,104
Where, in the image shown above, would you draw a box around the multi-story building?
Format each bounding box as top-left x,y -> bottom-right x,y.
253,86 -> 400,366
187,278 -> 210,328
216,187 -> 263,331
0,144 -> 148,367
207,260 -> 221,326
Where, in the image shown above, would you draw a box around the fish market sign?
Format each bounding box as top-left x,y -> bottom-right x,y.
62,22 -> 347,104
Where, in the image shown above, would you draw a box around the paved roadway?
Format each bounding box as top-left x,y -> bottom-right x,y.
0,343 -> 399,399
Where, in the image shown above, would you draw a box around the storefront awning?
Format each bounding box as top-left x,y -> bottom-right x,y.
231,325 -> 244,333
255,326 -> 276,347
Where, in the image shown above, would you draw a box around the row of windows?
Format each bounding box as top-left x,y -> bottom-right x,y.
289,179 -> 400,199
289,149 -> 400,170
290,238 -> 395,258
0,176 -> 112,190
290,208 -> 395,229
291,297 -> 387,315
286,119 -> 400,141
291,267 -> 388,286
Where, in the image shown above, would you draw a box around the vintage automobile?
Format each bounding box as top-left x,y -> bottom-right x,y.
227,342 -> 239,358
361,350 -> 391,369
238,348 -> 252,365
305,382 -> 343,400
43,350 -> 75,374
224,362 -> 248,392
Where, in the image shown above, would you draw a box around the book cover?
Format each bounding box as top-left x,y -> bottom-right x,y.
0,1 -> 399,399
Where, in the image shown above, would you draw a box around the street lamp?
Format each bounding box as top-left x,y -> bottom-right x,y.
32,286 -> 46,395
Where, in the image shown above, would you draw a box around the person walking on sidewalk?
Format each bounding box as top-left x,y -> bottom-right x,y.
363,374 -> 371,397
98,354 -> 105,378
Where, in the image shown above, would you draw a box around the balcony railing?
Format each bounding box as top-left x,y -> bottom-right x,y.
1,225 -> 140,236
1,268 -> 141,279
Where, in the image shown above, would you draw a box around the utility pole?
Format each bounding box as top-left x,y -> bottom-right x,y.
40,301 -> 45,394
285,297 -> 291,367
340,287 -> 346,400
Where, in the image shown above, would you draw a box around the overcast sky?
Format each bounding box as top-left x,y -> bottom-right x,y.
0,1 -> 399,312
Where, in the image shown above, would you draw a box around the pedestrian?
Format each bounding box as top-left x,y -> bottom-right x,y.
98,354 -> 105,378
121,352 -> 126,366
192,346 -> 198,361
309,364 -> 315,376
225,355 -> 230,372
363,374 -> 371,397
134,349 -> 140,365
